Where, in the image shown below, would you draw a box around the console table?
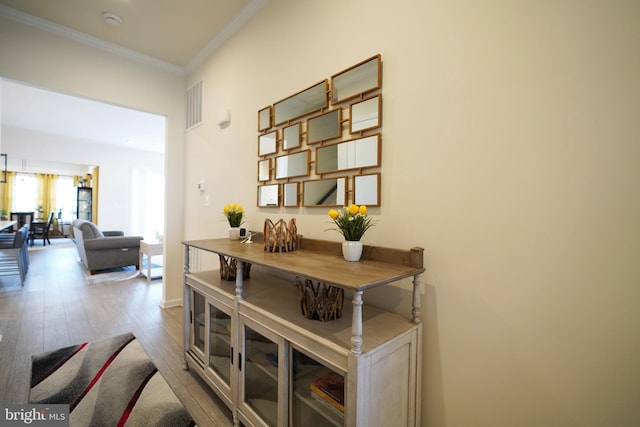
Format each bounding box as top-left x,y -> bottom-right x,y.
182,237 -> 424,427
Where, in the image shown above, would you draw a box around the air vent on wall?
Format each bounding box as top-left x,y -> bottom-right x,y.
186,80 -> 203,130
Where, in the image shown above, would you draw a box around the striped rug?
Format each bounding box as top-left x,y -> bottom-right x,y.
30,332 -> 194,426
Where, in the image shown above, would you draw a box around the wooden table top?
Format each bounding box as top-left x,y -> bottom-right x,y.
183,238 -> 425,292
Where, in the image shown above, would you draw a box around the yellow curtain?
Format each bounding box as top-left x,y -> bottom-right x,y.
91,167 -> 99,224
35,173 -> 58,219
0,171 -> 16,217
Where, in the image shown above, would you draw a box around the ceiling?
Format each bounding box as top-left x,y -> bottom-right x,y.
0,0 -> 266,154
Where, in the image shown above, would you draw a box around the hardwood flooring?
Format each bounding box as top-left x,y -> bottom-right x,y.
0,239 -> 233,427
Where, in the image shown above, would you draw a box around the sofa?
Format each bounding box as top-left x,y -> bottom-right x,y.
72,219 -> 143,274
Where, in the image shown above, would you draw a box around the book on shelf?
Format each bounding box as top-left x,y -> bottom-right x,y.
310,372 -> 344,413
310,389 -> 344,418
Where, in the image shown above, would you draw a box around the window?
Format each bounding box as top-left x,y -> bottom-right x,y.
56,176 -> 75,220
13,173 -> 37,212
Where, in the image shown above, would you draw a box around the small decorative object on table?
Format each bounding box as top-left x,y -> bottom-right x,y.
296,277 -> 344,321
222,203 -> 244,240
327,204 -> 375,262
219,255 -> 251,281
264,218 -> 298,252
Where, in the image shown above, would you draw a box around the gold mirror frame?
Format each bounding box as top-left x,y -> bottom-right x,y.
275,150 -> 310,180
258,184 -> 280,207
307,108 -> 342,144
258,159 -> 271,182
258,106 -> 271,131
283,182 -> 299,207
258,130 -> 278,156
283,122 -> 301,150
331,54 -> 381,105
316,134 -> 381,174
302,177 -> 347,207
274,80 -> 328,125
350,94 -> 381,134
354,173 -> 381,206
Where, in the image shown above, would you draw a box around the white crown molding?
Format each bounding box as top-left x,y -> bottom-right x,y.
185,0 -> 269,73
0,4 -> 184,76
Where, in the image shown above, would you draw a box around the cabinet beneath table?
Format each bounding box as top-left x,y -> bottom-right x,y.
182,238 -> 424,427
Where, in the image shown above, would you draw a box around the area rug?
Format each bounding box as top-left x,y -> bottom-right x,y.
83,261 -> 162,285
30,332 -> 194,427
84,267 -> 142,286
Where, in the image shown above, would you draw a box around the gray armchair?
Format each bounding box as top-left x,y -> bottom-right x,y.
72,219 -> 143,275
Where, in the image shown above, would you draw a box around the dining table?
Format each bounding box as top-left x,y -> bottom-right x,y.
0,220 -> 17,232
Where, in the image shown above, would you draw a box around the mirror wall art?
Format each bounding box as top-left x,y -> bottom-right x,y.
258,107 -> 271,131
258,184 -> 280,207
283,123 -> 301,150
258,131 -> 277,156
283,183 -> 299,207
257,54 -> 383,208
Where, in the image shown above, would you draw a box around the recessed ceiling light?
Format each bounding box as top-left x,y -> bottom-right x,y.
102,12 -> 123,27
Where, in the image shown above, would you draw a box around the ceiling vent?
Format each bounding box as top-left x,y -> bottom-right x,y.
186,80 -> 203,130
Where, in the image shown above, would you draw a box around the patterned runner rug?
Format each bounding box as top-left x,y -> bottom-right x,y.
30,332 -> 194,426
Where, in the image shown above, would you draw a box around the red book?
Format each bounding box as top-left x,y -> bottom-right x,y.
310,372 -> 344,406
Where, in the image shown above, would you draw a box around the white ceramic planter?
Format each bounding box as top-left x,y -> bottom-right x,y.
342,241 -> 363,262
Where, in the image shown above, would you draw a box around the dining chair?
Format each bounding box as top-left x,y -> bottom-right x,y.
0,225 -> 30,285
10,212 -> 34,232
29,211 -> 55,246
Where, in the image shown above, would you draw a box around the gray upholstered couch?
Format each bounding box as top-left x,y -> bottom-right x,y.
72,219 -> 143,274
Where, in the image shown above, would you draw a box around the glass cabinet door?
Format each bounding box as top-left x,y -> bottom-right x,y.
291,347 -> 345,426
190,289 -> 206,361
208,303 -> 232,385
76,187 -> 92,221
241,323 -> 279,427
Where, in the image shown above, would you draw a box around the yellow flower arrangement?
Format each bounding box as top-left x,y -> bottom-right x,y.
327,204 -> 374,241
223,203 -> 245,227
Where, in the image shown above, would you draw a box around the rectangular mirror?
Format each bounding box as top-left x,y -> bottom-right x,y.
258,130 -> 277,156
307,109 -> 341,144
354,173 -> 380,206
331,54 -> 381,104
258,184 -> 279,207
316,134 -> 380,174
258,106 -> 271,131
274,80 -> 328,125
303,177 -> 346,207
275,150 -> 310,180
283,122 -> 301,150
350,94 -> 381,133
258,159 -> 270,182
283,182 -> 299,207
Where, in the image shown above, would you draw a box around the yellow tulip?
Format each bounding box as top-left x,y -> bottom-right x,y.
328,209 -> 339,220
348,204 -> 359,215
238,204 -> 244,212
359,205 -> 367,215
223,204 -> 230,214
231,203 -> 237,211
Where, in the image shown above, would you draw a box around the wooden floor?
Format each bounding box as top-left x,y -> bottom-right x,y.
0,239 -> 234,427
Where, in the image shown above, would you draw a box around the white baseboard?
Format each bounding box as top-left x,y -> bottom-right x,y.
160,298 -> 182,308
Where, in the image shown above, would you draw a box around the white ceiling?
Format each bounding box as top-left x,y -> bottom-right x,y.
2,79 -> 167,153
0,0 -> 267,154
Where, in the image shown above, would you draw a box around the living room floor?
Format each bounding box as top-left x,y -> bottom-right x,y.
0,238 -> 233,427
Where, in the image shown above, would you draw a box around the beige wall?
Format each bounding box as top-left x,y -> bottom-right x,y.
185,0 -> 640,425
0,15 -> 186,307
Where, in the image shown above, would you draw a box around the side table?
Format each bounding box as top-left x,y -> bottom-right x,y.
139,240 -> 163,282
